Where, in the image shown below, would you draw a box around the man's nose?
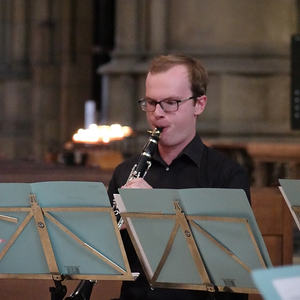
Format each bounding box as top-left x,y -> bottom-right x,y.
153,102 -> 165,115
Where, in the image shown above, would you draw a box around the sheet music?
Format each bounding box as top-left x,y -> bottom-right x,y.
252,264 -> 300,300
272,276 -> 300,300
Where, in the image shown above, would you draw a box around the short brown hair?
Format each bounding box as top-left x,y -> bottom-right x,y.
148,54 -> 208,96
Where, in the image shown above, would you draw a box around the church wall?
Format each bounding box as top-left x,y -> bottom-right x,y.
0,0 -> 93,160
0,0 -> 299,160
99,0 -> 299,139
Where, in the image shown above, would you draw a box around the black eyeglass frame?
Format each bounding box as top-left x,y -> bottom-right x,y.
138,96 -> 199,112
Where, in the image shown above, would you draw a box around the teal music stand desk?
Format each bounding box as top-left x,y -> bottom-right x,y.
252,265 -> 300,300
0,182 -> 134,286
117,188 -> 272,295
279,179 -> 300,230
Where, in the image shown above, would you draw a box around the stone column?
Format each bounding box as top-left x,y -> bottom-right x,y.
0,0 -> 32,159
0,0 -> 8,67
100,0 -> 299,140
114,0 -> 140,57
31,0 -> 62,160
148,0 -> 167,54
59,0 -> 93,143
11,0 -> 29,67
99,0 -> 144,126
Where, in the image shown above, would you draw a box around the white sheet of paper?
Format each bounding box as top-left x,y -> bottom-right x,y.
272,276 -> 300,300
114,194 -> 127,213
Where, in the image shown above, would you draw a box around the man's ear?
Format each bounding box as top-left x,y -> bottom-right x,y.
194,95 -> 207,116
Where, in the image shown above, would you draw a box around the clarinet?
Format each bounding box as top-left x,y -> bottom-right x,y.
127,127 -> 162,181
114,127 -> 162,228
66,128 -> 162,300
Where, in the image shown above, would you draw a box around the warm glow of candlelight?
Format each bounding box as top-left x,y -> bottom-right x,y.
72,124 -> 133,144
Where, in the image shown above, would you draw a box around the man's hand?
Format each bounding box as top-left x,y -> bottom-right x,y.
122,178 -> 153,189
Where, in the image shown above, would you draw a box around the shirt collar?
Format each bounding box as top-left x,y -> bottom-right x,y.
153,134 -> 204,168
180,134 -> 204,168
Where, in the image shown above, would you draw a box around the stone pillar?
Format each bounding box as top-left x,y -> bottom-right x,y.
98,0 -> 169,130
30,0 -> 62,160
100,0 -> 299,138
11,0 -> 28,67
148,0 -> 167,53
30,0 -> 93,160
0,0 -> 9,67
99,0 -> 150,128
114,0 -> 140,57
59,0 -> 93,143
0,0 -> 32,159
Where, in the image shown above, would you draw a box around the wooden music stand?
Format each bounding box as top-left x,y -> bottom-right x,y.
0,181 -> 136,299
116,188 -> 272,295
279,179 -> 300,230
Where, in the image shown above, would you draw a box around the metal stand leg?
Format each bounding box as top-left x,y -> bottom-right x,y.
65,280 -> 96,300
49,280 -> 67,300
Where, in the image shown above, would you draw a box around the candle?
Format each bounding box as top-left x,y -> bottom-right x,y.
84,100 -> 96,129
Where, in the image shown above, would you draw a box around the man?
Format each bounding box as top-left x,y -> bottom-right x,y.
108,54 -> 249,300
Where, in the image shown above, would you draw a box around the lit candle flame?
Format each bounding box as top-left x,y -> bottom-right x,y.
72,124 -> 133,144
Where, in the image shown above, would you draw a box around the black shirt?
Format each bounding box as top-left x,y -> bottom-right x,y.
108,134 -> 250,300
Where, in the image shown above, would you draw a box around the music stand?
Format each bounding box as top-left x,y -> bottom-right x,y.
116,188 -> 272,295
278,179 -> 300,230
252,265 -> 300,300
0,181 -> 135,299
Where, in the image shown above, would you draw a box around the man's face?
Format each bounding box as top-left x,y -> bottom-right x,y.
145,65 -> 206,149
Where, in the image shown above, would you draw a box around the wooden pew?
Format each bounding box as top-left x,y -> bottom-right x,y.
249,187 -> 293,300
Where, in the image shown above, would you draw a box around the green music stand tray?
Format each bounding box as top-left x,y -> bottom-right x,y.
117,188 -> 272,295
0,181 -> 135,298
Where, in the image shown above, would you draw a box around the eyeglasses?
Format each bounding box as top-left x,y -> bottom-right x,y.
138,96 -> 197,113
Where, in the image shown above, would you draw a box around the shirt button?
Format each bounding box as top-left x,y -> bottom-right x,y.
165,167 -> 169,171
